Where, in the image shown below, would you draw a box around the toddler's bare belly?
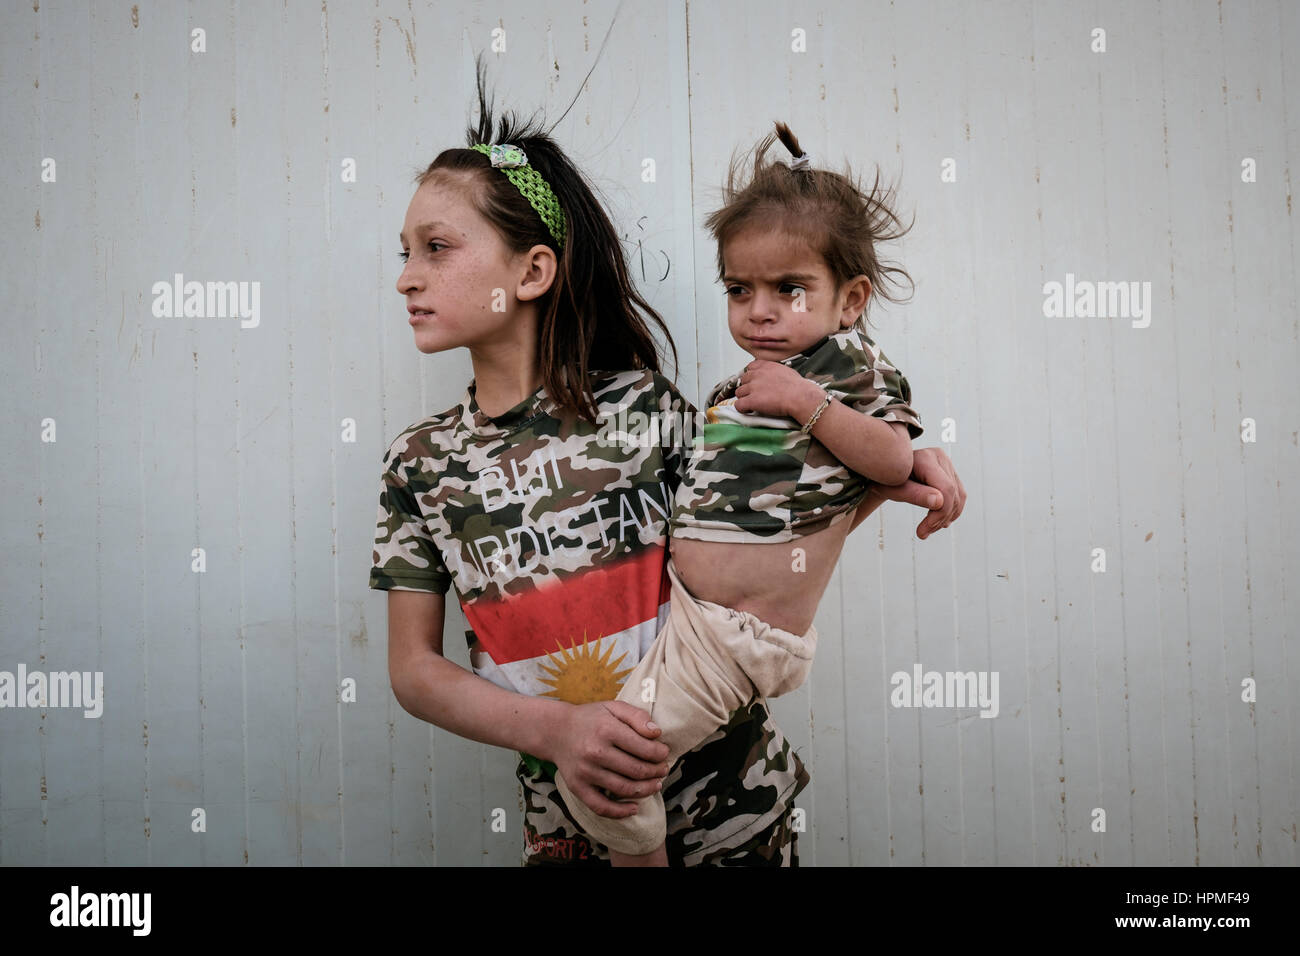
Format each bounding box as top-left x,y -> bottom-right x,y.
668,517 -> 853,635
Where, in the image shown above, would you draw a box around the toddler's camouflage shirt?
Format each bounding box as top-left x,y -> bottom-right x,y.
369,368 -> 809,864
669,326 -> 924,544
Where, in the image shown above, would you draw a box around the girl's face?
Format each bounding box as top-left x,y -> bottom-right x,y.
720,226 -> 868,361
396,175 -> 534,355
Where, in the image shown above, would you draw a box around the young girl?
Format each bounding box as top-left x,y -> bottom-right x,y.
370,69 -> 964,866
551,122 -> 930,867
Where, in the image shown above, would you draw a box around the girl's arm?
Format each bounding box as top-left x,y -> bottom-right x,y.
386,590 -> 670,817
849,447 -> 967,538
850,445 -> 970,535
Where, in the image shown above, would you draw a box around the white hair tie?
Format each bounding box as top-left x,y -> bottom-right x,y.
790,152 -> 812,171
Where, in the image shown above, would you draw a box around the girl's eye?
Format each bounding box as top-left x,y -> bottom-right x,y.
780,283 -> 805,295
724,286 -> 746,297
397,241 -> 445,263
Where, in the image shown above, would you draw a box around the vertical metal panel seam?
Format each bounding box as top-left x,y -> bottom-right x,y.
1090,0 -> 1110,868
320,0 -> 349,868
232,0 -> 252,866
1022,0 -> 1041,865
1215,0 -> 1255,865
1273,0 -> 1299,868
1156,0 -> 1188,867
1097,0 -> 1136,870
281,0 -> 306,867
92,0 -> 106,868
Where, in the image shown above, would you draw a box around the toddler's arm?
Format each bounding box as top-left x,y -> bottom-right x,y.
787,379 -> 914,485
848,484 -> 887,533
732,359 -> 914,485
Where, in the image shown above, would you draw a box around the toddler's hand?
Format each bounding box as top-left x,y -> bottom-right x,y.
734,359 -> 819,420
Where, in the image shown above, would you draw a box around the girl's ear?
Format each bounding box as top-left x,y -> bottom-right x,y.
515,244 -> 559,302
839,275 -> 871,327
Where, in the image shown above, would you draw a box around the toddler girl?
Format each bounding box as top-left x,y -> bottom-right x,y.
553,122 -> 925,866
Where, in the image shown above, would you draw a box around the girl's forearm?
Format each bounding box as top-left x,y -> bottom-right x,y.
393,651 -> 569,760
849,485 -> 887,533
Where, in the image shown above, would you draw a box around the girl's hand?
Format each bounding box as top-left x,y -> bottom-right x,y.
552,701 -> 671,819
733,359 -> 821,420
869,446 -> 966,539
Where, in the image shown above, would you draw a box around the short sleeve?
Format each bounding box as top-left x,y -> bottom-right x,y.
652,371 -> 699,496
368,454 -> 453,594
836,333 -> 924,441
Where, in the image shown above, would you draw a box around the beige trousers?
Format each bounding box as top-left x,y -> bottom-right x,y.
553,556 -> 818,856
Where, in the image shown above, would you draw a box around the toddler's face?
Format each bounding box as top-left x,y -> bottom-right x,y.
720,227 -> 862,361
396,175 -> 525,355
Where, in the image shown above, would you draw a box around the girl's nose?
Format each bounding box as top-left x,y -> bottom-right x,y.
396,262 -> 420,295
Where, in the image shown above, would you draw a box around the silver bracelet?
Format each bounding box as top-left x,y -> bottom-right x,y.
800,392 -> 832,435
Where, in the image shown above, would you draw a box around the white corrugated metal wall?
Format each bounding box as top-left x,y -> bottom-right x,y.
1,0 -> 1295,866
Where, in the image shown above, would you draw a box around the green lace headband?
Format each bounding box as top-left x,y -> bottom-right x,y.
470,143 -> 568,248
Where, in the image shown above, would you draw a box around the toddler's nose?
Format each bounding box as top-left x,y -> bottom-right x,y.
745,290 -> 778,322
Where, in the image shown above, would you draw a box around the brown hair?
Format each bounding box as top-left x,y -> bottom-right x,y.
703,122 -> 916,333
413,56 -> 678,427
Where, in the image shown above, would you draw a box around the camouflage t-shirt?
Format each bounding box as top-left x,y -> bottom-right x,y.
368,368 -> 808,865
669,326 -> 924,543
